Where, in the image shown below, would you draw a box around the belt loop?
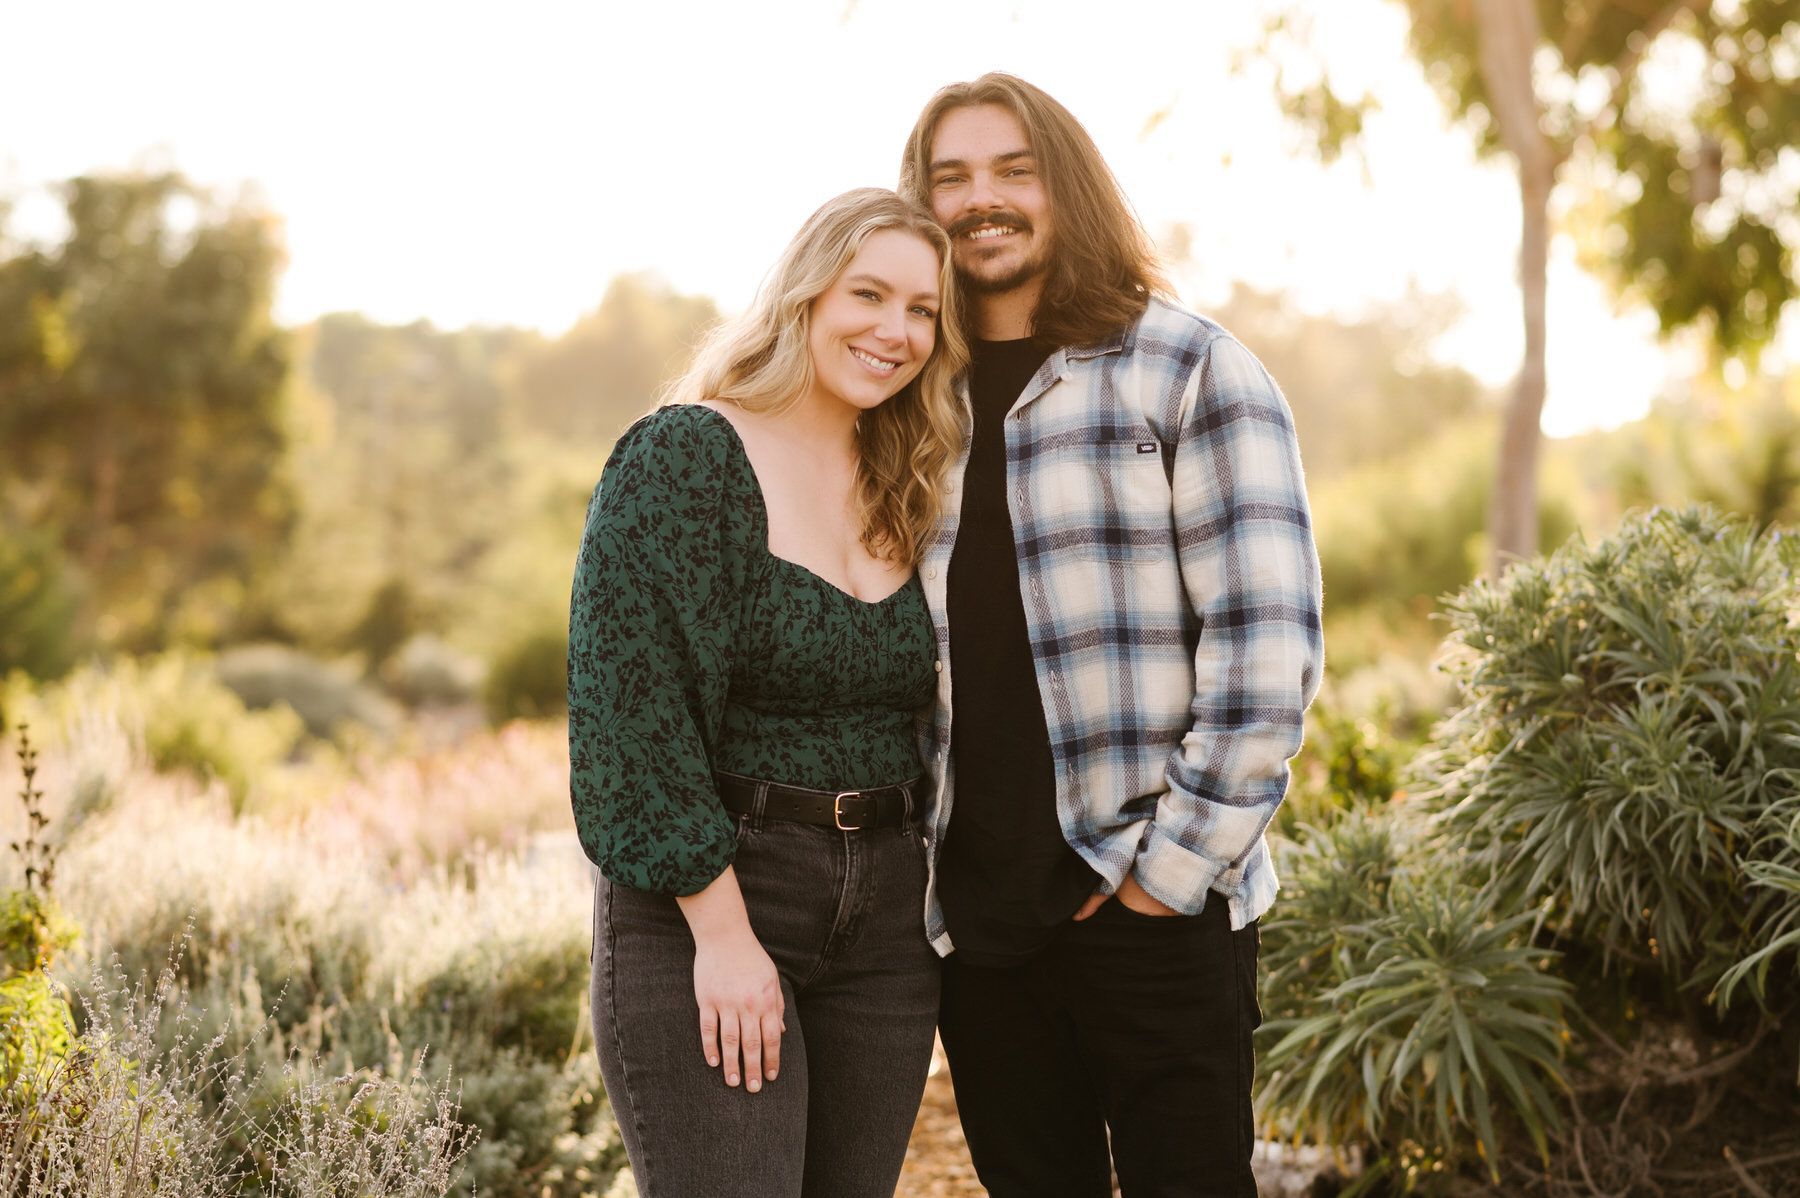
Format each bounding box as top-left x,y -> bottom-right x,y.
752,780 -> 770,832
899,780 -> 915,834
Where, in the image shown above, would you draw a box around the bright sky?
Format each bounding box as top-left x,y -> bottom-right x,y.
3,0 -> 1787,437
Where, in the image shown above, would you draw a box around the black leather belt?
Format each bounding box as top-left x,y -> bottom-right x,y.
716,772 -> 919,831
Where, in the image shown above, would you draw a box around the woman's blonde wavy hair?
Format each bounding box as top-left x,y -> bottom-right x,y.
666,188 -> 969,567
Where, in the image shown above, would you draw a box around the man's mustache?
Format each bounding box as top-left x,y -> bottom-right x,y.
946,212 -> 1032,238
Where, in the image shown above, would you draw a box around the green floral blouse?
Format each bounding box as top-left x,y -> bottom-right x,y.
568,403 -> 936,895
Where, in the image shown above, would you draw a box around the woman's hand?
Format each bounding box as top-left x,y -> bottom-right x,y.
692,928 -> 785,1091
675,865 -> 784,1092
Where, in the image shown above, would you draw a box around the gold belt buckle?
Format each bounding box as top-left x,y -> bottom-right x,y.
834,791 -> 863,831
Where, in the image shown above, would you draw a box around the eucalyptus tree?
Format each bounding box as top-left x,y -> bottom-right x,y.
1262,0 -> 1797,570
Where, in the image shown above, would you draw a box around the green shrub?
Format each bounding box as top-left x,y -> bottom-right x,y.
216,642 -> 398,742
1280,705 -> 1409,838
0,969 -> 75,1105
1414,506 -> 1800,1013
0,891 -> 81,1110
48,784 -> 616,1198
1259,806 -> 1570,1188
442,1048 -> 621,1197
0,522 -> 81,682
484,626 -> 567,723
1312,417 -> 1577,618
382,635 -> 484,708
9,654 -> 305,809
348,578 -> 422,673
3,951 -> 476,1197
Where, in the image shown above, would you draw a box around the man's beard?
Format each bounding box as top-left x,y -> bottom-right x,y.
946,210 -> 1049,295
963,252 -> 1048,295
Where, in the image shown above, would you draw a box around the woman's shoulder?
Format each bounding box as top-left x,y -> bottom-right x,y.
597,403 -> 757,528
613,402 -> 743,464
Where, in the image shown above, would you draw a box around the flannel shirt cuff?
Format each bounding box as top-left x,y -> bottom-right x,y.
1133,821 -> 1227,916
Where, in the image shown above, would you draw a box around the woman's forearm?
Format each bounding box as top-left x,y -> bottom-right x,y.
676,865 -> 757,944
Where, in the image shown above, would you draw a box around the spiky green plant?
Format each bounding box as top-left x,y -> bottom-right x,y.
1416,508 -> 1800,1004
1259,807 -> 1570,1189
1718,790 -> 1800,1019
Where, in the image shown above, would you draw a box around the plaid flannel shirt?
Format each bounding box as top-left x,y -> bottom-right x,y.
916,297 -> 1324,956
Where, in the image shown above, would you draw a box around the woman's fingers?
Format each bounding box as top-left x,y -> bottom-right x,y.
741,1022 -> 764,1093
699,1007 -> 720,1069
762,1009 -> 783,1082
719,1009 -> 742,1087
700,1002 -> 783,1092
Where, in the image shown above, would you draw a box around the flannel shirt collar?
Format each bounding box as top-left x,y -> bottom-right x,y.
999,322 -> 1133,417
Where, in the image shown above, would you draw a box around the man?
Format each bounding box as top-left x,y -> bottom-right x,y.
899,74 -> 1324,1197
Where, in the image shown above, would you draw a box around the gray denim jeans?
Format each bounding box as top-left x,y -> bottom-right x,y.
591,810 -> 940,1198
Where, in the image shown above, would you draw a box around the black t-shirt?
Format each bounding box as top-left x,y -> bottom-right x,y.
939,338 -> 1101,966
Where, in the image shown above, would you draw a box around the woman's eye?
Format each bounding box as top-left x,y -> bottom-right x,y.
854,289 -> 880,301
911,306 -> 937,320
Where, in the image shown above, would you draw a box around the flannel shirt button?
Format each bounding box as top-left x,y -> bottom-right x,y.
934,660 -> 943,673
925,566 -> 937,579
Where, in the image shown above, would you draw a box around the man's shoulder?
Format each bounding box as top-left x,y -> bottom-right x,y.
1117,296 -> 1245,367
1099,299 -> 1291,426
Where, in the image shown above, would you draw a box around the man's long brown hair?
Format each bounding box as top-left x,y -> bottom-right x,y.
900,73 -> 1168,350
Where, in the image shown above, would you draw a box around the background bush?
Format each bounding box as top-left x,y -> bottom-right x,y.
216,643 -> 399,743
1258,805 -> 1570,1187
8,655 -> 306,810
383,635 -> 485,709
0,520 -> 82,683
484,623 -> 568,724
1415,507 -> 1800,1017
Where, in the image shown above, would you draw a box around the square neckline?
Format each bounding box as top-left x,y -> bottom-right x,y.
688,404 -> 919,609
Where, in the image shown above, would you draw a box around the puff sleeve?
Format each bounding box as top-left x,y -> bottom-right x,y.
567,406 -> 749,894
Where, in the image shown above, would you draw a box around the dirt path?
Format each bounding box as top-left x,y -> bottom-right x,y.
897,1040 -> 988,1197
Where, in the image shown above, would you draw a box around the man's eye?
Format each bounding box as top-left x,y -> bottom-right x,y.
932,175 -> 963,188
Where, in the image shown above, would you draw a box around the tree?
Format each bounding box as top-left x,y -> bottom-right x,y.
1260,0 -> 1798,570
511,273 -> 719,446
1205,282 -> 1491,479
277,314 -> 533,658
0,172 -> 292,648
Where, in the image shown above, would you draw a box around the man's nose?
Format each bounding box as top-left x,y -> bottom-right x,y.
965,171 -> 1001,211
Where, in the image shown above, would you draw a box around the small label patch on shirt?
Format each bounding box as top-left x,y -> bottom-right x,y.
1136,442 -> 1158,454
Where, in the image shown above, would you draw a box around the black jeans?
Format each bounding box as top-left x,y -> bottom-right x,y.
937,896 -> 1262,1198
591,814 -> 940,1198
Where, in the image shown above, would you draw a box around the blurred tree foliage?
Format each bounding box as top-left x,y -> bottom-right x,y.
271,314 -> 532,664
1258,1 -> 1798,568
1560,368 -> 1800,533
272,277 -> 713,688
512,271 -> 719,445
1209,282 -> 1489,480
0,173 -> 291,652
0,518 -> 80,680
1313,414 -> 1579,631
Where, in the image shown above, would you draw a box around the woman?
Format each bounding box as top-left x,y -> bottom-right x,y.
569,188 -> 968,1198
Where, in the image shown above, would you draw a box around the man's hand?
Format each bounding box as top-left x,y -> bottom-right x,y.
1071,871 -> 1182,920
